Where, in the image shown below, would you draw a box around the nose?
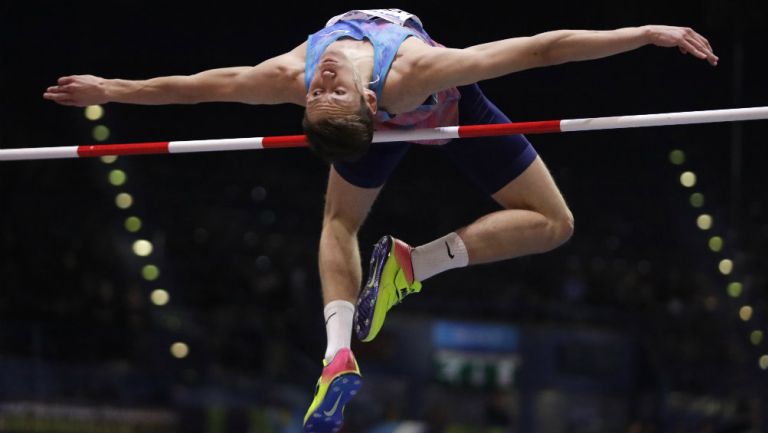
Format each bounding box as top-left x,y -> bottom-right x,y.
322,70 -> 336,79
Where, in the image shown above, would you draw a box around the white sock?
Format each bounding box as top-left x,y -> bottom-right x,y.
324,300 -> 355,363
411,232 -> 469,281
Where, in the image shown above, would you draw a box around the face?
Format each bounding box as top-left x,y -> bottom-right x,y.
305,48 -> 376,121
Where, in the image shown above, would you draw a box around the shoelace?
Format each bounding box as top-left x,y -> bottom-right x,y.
396,286 -> 413,303
386,271 -> 418,309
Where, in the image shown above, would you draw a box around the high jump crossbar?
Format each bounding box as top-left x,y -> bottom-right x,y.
1,106 -> 767,161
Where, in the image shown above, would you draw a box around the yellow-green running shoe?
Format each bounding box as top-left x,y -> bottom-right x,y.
303,348 -> 362,433
354,235 -> 422,342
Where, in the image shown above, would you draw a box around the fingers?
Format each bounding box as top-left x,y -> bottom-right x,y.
57,76 -> 76,85
680,38 -> 707,59
650,25 -> 718,66
46,85 -> 70,93
691,32 -> 718,66
42,92 -> 76,106
44,84 -> 71,98
45,76 -> 82,105
697,33 -> 713,53
43,91 -> 69,101
43,82 -> 81,106
45,78 -> 74,101
679,28 -> 719,66
43,91 -> 60,100
687,32 -> 711,53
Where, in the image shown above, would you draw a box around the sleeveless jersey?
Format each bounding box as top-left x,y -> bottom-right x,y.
305,9 -> 460,144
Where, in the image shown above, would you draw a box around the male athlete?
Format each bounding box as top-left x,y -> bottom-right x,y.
44,8 -> 717,432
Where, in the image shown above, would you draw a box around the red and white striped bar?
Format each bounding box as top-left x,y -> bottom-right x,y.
2,106 -> 767,161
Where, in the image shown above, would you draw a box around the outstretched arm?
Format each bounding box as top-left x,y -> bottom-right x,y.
43,43 -> 307,107
413,26 -> 717,93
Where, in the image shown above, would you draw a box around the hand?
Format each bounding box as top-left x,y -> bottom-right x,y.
43,75 -> 109,106
644,25 -> 718,66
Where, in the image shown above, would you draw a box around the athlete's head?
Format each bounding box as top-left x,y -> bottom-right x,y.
303,48 -> 377,163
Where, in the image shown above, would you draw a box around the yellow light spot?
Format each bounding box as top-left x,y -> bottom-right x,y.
727,282 -> 743,298
739,306 -> 753,322
84,105 -> 104,121
132,239 -> 153,257
171,342 -> 189,359
92,125 -> 110,142
669,149 -> 685,165
680,171 -> 697,188
100,155 -> 118,164
142,264 -> 160,281
124,216 -> 142,232
751,330 -> 764,346
760,355 -> 768,371
108,169 -> 127,186
696,214 -> 713,230
708,236 -> 723,252
150,289 -> 170,306
718,259 -> 733,275
115,192 -> 133,209
689,192 -> 705,208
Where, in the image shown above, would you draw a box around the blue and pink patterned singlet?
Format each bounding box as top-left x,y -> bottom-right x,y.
304,9 -> 460,145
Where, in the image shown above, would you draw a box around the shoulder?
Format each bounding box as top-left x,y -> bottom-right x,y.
380,37 -> 436,114
397,35 -> 436,57
275,42 -> 309,103
395,37 -> 480,98
240,42 -> 309,106
382,38 -> 457,111
395,38 -> 461,86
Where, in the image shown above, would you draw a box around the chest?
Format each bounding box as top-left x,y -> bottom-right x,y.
327,39 -> 374,62
378,37 -> 433,114
321,36 -> 432,114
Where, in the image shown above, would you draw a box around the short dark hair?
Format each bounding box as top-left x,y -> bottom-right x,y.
302,95 -> 374,163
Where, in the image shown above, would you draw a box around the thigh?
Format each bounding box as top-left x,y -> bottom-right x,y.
490,156 -> 572,219
333,141 -> 410,189
443,83 -> 538,195
324,166 -> 383,230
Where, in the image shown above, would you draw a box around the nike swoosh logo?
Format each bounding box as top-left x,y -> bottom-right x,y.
324,312 -> 337,326
323,393 -> 343,417
445,241 -> 455,259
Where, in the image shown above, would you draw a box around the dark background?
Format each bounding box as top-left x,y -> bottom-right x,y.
1,1 -> 767,432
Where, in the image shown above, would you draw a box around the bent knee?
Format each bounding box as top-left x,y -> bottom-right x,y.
558,212 -> 575,243
546,211 -> 575,250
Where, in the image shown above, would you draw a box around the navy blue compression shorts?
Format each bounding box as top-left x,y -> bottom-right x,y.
333,83 -> 538,195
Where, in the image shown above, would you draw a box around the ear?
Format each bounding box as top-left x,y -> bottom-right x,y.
362,88 -> 378,115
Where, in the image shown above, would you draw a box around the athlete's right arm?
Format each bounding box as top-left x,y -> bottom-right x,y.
43,43 -> 307,107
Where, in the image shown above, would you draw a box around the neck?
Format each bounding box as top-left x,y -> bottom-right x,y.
334,40 -> 375,87
352,57 -> 374,84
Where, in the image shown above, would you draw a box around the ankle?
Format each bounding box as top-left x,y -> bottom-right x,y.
412,232 -> 469,281
324,300 -> 355,362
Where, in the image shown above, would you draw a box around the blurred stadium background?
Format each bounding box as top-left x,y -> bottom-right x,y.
1,1 -> 767,432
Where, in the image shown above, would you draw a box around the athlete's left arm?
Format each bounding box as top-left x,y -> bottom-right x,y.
413,25 -> 717,93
